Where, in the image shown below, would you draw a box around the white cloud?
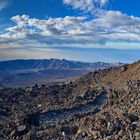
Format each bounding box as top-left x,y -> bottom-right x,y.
63,0 -> 109,14
100,0 -> 109,6
1,10 -> 140,49
3,15 -> 87,38
1,0 -> 140,49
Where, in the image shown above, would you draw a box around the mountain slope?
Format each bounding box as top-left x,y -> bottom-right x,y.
0,61 -> 139,140
94,60 -> 140,90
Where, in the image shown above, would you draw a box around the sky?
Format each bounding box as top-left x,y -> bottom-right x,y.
0,0 -> 140,63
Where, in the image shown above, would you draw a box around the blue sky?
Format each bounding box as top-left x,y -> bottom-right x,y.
0,0 -> 140,63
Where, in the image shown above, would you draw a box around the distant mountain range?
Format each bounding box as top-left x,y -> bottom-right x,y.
0,59 -> 123,87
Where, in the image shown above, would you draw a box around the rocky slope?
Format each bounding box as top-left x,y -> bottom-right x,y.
0,61 -> 139,140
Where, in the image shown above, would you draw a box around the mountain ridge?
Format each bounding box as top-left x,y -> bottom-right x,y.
0,59 -> 123,71
0,59 -> 123,87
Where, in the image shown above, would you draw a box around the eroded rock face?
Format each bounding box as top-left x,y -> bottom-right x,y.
0,61 -> 140,139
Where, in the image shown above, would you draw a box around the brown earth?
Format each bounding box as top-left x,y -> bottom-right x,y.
0,61 -> 140,140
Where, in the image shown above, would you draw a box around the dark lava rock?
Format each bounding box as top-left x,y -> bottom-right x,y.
128,114 -> 139,122
130,123 -> 137,131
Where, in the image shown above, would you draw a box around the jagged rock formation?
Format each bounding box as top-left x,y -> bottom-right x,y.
0,61 -> 139,140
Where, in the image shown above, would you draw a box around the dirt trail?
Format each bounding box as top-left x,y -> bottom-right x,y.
40,91 -> 107,126
39,73 -> 110,126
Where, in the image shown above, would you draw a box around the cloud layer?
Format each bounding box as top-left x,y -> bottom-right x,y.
0,0 -> 140,62
0,0 -> 140,50
1,10 -> 140,47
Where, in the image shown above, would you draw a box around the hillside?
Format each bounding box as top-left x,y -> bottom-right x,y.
0,61 -> 139,140
0,59 -> 122,87
93,60 -> 140,90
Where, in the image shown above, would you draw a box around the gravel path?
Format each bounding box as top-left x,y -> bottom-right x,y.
39,73 -> 109,126
40,91 -> 107,126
